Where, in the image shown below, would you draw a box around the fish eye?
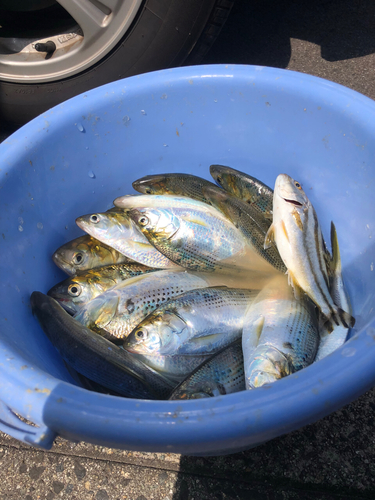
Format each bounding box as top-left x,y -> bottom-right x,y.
294,181 -> 302,190
135,329 -> 147,340
138,216 -> 149,227
90,214 -> 100,223
68,283 -> 82,297
73,252 -> 84,265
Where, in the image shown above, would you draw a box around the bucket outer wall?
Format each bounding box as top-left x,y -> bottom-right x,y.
0,65 -> 374,454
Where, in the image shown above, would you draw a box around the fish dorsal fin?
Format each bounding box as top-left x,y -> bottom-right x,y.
330,221 -> 342,275
264,223 -> 275,249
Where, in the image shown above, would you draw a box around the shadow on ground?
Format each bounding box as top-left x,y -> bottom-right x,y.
172,388 -> 375,500
202,0 -> 375,68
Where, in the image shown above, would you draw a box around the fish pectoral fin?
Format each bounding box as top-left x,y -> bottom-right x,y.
164,309 -> 188,326
129,241 -> 153,250
242,315 -> 264,353
264,223 -> 275,249
287,270 -> 304,300
181,212 -> 209,227
94,295 -> 119,329
291,208 -> 304,231
253,315 -> 265,342
189,333 -> 223,344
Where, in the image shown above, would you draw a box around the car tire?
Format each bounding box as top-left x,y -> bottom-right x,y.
0,0 -> 234,127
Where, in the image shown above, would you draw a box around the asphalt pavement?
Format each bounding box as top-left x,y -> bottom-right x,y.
1,0 -> 375,498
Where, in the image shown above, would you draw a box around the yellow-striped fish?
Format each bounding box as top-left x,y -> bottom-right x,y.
315,222 -> 352,360
52,235 -> 133,275
132,173 -> 217,204
265,174 -> 355,329
76,208 -> 178,269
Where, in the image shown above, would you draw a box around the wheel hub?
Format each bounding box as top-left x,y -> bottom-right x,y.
0,0 -> 143,83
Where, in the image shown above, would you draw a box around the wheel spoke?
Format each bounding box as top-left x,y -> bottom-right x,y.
0,0 -> 142,82
56,0 -> 116,40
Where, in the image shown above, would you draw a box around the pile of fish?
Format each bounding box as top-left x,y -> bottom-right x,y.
31,166 -> 355,400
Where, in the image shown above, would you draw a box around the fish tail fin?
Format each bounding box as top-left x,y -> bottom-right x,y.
329,222 -> 355,328
337,308 -> 355,329
326,307 -> 355,329
322,318 -> 334,334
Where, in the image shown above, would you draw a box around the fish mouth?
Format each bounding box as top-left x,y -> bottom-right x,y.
52,254 -> 75,275
283,197 -> 303,207
75,217 -> 89,231
49,296 -> 77,316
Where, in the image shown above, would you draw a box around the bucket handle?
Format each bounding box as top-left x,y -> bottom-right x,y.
0,399 -> 56,448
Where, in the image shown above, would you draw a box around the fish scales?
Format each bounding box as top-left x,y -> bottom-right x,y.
133,352 -> 210,386
210,165 -> 274,217
243,276 -> 319,389
73,270 -> 210,340
169,340 -> 245,400
129,202 -> 247,272
132,173 -> 218,204
203,185 -> 286,273
125,287 -> 257,356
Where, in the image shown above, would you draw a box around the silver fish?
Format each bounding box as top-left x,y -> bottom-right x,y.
48,263 -> 156,315
124,287 -> 257,356
315,223 -> 352,361
76,207 -> 178,269
30,292 -> 173,399
169,340 -> 245,400
132,173 -> 218,204
125,198 -> 248,272
114,194 -> 215,210
73,270 -> 210,341
203,185 -> 286,273
210,164 -> 274,218
52,234 -> 132,275
243,276 -> 319,389
266,174 -> 355,329
130,352 -> 210,386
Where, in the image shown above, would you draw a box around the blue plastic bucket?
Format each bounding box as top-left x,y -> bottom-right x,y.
0,65 -> 374,455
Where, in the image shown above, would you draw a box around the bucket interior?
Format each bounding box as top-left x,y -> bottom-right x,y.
0,65 -> 374,413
